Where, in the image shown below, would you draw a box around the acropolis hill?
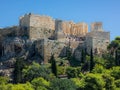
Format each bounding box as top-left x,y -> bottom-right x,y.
0,13 -> 110,75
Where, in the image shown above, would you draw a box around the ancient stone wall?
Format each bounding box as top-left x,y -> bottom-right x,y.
54,20 -> 87,41
85,31 -> 110,54
86,31 -> 110,40
19,14 -> 55,40
29,14 -> 55,30
62,22 -> 88,36
19,14 -> 30,27
29,27 -> 54,40
91,22 -> 103,31
54,20 -> 65,40
34,38 -> 85,63
19,14 -> 88,40
54,20 -> 88,41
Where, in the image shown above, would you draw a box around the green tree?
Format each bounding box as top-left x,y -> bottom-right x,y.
66,42 -> 72,61
81,48 -> 87,64
108,37 -> 120,54
115,79 -> 120,88
81,55 -> 90,72
66,67 -> 81,78
90,48 -> 95,72
0,82 -> 33,90
0,76 -> 9,85
102,74 -> 116,90
110,66 -> 120,80
81,49 -> 84,63
22,62 -> 51,82
71,78 -> 85,90
50,54 -> 57,77
57,66 -> 66,75
115,50 -> 120,66
115,50 -> 118,66
84,73 -> 105,90
11,82 -> 33,90
50,78 -> 77,90
31,77 -> 50,90
92,64 -> 105,74
14,57 -> 26,83
102,53 -> 115,69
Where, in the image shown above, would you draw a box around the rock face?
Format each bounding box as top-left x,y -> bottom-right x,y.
0,58 -> 15,80
0,14 -> 110,77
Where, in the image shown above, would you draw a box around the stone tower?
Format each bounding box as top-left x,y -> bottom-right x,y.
19,13 -> 55,40
85,22 -> 110,55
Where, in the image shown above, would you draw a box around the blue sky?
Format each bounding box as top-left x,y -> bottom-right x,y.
0,0 -> 120,40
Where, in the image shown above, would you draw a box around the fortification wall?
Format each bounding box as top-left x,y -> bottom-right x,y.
85,31 -> 110,54
19,14 -> 88,40
19,14 -> 30,27
62,22 -> 88,36
30,14 -> 55,30
86,31 -> 110,40
29,27 -> 54,40
91,22 -> 103,31
55,20 -> 88,40
43,39 -> 84,63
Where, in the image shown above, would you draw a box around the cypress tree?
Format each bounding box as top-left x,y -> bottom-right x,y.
50,54 -> 57,77
117,50 -> 120,66
81,49 -> 84,63
81,48 -> 87,64
90,48 -> 95,72
115,50 -> 118,66
66,41 -> 72,61
84,48 -> 87,62
67,47 -> 72,61
14,57 -> 25,83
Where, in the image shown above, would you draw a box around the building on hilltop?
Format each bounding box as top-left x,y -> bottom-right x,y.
19,13 -> 88,41
0,13 -> 110,78
0,13 -> 110,64
91,22 -> 103,31
0,13 -> 110,62
85,22 -> 110,55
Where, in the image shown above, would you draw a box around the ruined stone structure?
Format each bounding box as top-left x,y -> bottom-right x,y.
85,22 -> 110,54
19,13 -> 88,40
91,22 -> 103,31
0,13 -> 110,78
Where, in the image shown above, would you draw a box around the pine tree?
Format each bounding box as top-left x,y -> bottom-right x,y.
90,48 -> 95,72
50,54 -> 57,77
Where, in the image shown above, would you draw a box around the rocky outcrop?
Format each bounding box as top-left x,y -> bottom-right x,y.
0,13 -> 110,81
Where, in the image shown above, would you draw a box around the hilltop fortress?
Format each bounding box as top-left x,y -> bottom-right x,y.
0,13 -> 110,77
0,13 -> 110,64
